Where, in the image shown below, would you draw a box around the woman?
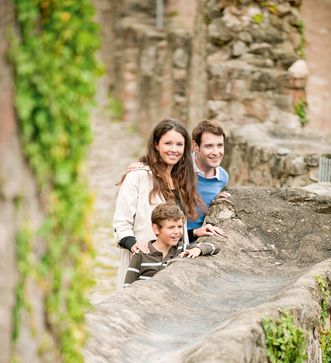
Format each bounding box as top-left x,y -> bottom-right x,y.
113,117 -> 202,287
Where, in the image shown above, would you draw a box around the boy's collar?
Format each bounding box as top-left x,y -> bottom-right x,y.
149,240 -> 181,257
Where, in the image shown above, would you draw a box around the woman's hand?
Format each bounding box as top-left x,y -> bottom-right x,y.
178,247 -> 201,258
193,224 -> 224,238
131,240 -> 150,254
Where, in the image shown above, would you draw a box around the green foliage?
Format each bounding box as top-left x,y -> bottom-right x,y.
204,14 -> 212,25
261,1 -> 278,14
12,226 -> 32,342
251,13 -> 265,25
11,0 -> 100,361
294,19 -> 305,58
294,97 -> 308,127
262,311 -> 307,363
316,276 -> 331,363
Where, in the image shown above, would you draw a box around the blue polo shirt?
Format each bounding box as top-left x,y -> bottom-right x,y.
187,158 -> 229,233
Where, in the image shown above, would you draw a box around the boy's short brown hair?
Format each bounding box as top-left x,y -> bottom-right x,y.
151,200 -> 184,227
192,120 -> 225,146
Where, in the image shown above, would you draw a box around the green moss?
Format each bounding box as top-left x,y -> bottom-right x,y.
11,0 -> 100,361
262,311 -> 307,363
251,13 -> 265,25
204,14 -> 212,26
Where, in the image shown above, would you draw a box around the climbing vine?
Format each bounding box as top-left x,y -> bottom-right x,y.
12,225 -> 32,342
316,276 -> 331,363
262,311 -> 307,363
294,97 -> 308,127
11,1 -> 100,362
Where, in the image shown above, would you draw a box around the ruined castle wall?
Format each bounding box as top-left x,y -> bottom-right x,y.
108,0 -> 307,130
103,0 -> 331,187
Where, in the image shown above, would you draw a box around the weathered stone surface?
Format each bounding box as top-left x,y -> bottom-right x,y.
85,187 -> 331,363
208,18 -> 233,46
107,0 -> 308,129
232,40 -> 248,57
288,59 -> 309,79
222,122 -> 331,187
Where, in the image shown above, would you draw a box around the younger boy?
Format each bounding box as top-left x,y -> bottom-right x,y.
124,200 -> 220,286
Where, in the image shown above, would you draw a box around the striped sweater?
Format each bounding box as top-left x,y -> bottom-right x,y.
124,240 -> 220,287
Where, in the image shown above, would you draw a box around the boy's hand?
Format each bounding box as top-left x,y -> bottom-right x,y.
127,161 -> 144,173
179,247 -> 201,258
131,240 -> 150,254
193,224 -> 224,238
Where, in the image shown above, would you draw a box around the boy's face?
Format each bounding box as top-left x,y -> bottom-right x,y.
153,218 -> 183,246
193,132 -> 224,171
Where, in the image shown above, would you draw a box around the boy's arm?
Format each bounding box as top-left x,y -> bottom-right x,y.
123,253 -> 142,287
194,241 -> 220,255
188,241 -> 220,256
176,240 -> 220,258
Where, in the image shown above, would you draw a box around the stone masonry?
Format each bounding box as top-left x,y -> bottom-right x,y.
104,0 -> 331,187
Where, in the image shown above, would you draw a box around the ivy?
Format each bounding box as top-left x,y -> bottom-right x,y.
11,0 -> 100,361
294,97 -> 308,127
294,19 -> 305,58
12,226 -> 32,342
316,276 -> 331,363
262,311 -> 307,363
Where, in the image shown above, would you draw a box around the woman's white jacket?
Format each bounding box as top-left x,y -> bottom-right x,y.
113,166 -> 188,288
113,167 -> 164,287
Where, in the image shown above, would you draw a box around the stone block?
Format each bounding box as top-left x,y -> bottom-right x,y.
207,49 -> 231,66
208,77 -> 231,100
288,60 -> 309,79
207,100 -> 229,118
208,18 -> 233,46
243,96 -> 269,121
248,42 -> 272,55
172,68 -> 187,95
238,31 -> 253,44
286,155 -> 307,176
250,71 -> 278,91
172,48 -> 189,69
232,41 -> 248,57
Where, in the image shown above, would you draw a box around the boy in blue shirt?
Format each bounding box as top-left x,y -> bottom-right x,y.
187,120 -> 230,242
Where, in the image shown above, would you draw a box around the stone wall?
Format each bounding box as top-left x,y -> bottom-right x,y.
103,0 -> 331,187
204,0 -> 306,127
107,0 -> 307,130
107,0 -> 195,133
222,122 -> 331,187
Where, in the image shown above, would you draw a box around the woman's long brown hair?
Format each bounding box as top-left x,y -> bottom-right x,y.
141,118 -> 202,220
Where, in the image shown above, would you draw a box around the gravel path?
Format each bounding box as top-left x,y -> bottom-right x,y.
87,79 -> 145,303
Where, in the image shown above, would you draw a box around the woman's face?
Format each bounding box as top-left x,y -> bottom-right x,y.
156,129 -> 185,167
